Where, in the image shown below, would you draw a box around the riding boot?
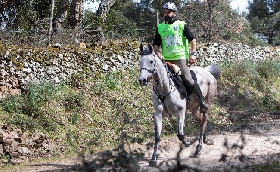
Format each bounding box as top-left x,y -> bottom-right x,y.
190,82 -> 208,113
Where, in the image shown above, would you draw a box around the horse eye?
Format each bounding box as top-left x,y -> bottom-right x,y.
150,61 -> 153,64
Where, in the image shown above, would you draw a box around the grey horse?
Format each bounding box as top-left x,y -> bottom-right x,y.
138,44 -> 221,166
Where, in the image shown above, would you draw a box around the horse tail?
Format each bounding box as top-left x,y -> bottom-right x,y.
205,64 -> 221,80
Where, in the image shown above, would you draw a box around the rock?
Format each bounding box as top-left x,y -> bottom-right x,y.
117,55 -> 125,63
22,67 -> 32,73
9,89 -> 21,96
0,124 -> 56,166
53,76 -> 60,83
52,43 -> 62,48
18,147 -> 30,155
80,42 -> 86,49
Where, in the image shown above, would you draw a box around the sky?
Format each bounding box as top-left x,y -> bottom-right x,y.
84,0 -> 249,13
230,0 -> 249,12
84,1 -> 99,12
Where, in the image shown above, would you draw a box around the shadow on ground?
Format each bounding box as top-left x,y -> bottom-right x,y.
23,85 -> 280,172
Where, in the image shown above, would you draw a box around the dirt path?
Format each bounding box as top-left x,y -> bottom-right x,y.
138,120 -> 280,172
2,120 -> 280,172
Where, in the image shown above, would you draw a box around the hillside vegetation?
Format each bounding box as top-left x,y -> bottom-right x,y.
0,57 -> 280,169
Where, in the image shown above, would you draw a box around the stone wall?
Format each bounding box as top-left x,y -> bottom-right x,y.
0,42 -> 280,98
197,43 -> 280,66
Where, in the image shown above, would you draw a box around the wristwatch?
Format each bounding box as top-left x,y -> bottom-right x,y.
191,52 -> 197,56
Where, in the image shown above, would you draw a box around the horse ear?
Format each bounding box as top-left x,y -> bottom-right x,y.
148,44 -> 153,53
139,43 -> 144,53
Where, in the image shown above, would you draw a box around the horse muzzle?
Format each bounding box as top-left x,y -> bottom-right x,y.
138,76 -> 151,86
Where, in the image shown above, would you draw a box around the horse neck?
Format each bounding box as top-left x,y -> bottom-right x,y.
153,58 -> 170,93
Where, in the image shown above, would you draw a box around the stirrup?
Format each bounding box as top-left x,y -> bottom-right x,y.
200,100 -> 208,113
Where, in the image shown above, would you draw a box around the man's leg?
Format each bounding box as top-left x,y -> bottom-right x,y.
167,59 -> 208,113
189,82 -> 208,113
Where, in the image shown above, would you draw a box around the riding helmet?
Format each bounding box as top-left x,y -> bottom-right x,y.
162,2 -> 177,12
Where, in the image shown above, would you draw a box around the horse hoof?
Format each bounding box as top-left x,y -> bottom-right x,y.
193,152 -> 201,158
183,141 -> 191,147
204,139 -> 214,145
149,160 -> 157,167
183,138 -> 191,147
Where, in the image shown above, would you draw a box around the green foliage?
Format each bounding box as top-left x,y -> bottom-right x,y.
91,80 -> 105,95
0,58 -> 280,162
247,0 -> 280,45
256,59 -> 280,80
1,0 -> 274,46
103,72 -> 122,90
22,81 -> 61,117
0,69 -> 153,150
221,59 -> 264,90
106,10 -> 138,40
228,21 -> 268,46
220,58 -> 280,111
1,153 -> 10,163
0,81 -> 65,131
248,0 -> 270,19
178,0 -> 255,44
262,94 -> 273,107
0,0 -> 51,30
64,92 -> 85,112
1,81 -> 62,117
68,72 -> 87,89
1,96 -> 23,113
122,0 -> 157,41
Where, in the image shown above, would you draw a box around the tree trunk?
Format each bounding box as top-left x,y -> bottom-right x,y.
69,0 -> 84,29
97,0 -> 116,21
48,0 -> 55,45
0,0 -> 15,12
268,31 -> 274,45
53,0 -> 71,32
156,10 -> 159,26
96,0 -> 116,43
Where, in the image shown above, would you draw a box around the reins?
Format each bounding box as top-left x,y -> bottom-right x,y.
153,59 -> 176,102
139,49 -> 180,132
152,58 -> 177,117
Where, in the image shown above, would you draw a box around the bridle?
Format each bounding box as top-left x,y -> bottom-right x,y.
140,55 -> 157,75
140,55 -> 177,115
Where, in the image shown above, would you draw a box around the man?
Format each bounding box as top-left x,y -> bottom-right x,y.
153,2 -> 208,113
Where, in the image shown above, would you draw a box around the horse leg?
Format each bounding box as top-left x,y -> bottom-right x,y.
177,111 -> 190,147
194,111 -> 208,157
203,104 -> 214,145
149,112 -> 162,166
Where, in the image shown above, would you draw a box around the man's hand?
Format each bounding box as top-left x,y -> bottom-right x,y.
153,45 -> 164,60
189,55 -> 197,64
157,53 -> 164,60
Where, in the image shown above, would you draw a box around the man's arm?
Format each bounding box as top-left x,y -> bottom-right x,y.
153,45 -> 164,60
153,27 -> 164,60
188,38 -> 197,64
190,39 -> 196,53
183,24 -> 197,64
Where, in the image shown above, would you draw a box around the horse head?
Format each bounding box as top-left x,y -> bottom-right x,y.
138,44 -> 157,86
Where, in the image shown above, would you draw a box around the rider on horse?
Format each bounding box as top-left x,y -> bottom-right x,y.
152,2 -> 208,113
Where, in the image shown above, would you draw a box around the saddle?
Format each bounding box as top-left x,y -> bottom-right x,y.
165,62 -> 197,97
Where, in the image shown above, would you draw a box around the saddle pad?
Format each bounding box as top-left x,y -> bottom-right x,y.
165,62 -> 197,82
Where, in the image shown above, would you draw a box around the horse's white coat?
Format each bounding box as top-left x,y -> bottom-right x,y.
138,44 -> 220,165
